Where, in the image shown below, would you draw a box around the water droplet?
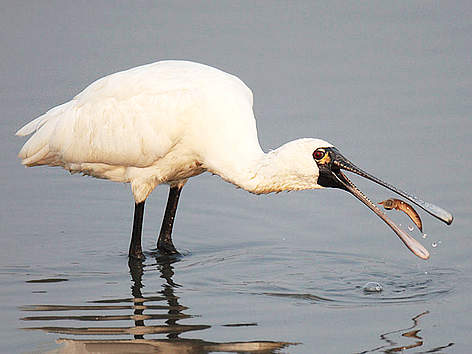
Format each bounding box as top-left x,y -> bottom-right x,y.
432,241 -> 441,248
422,233 -> 428,239
408,225 -> 414,231
363,282 -> 383,293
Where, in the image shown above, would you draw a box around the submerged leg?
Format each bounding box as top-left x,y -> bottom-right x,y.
157,185 -> 183,254
129,201 -> 145,259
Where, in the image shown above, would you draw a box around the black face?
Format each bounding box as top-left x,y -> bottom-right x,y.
312,148 -> 347,190
311,146 -> 453,260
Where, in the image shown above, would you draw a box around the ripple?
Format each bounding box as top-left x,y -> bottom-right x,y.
20,256 -> 297,353
177,246 -> 459,307
362,282 -> 383,293
26,278 -> 68,283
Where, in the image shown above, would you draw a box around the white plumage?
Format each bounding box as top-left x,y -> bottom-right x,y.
17,60 -> 452,259
17,61 -> 328,203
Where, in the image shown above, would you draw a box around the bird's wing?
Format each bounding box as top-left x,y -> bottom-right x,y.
16,62 -> 202,169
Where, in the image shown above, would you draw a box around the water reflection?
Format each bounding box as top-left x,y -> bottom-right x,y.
357,311 -> 454,353
20,254 -> 294,353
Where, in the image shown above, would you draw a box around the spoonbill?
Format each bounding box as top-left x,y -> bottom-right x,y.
16,60 -> 453,260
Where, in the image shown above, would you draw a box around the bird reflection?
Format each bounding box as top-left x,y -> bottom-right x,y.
357,311 -> 454,353
21,253 -> 293,353
127,255 -> 200,340
129,257 -> 145,339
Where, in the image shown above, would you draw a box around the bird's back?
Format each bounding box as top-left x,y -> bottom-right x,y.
16,61 -> 258,185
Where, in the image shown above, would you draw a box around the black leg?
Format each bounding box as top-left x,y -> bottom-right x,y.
157,186 -> 182,254
129,201 -> 145,259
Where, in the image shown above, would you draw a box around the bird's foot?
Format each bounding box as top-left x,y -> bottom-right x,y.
157,240 -> 180,255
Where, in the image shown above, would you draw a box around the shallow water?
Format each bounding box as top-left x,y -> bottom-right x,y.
1,244 -> 466,353
2,2 -> 472,353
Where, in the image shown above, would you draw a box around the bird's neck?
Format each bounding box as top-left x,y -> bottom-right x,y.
209,143 -> 319,194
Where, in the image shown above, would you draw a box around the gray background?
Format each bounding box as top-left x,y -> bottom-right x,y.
1,1 -> 471,352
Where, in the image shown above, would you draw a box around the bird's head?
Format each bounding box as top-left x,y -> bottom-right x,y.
288,138 -> 453,260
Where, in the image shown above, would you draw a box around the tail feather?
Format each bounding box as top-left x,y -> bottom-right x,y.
15,114 -> 49,136
20,145 -> 51,166
16,102 -> 71,166
17,121 -> 59,166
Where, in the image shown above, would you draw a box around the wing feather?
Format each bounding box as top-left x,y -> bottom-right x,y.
16,62 -> 203,169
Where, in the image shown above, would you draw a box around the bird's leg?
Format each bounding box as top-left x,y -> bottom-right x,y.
129,201 -> 145,259
157,186 -> 182,255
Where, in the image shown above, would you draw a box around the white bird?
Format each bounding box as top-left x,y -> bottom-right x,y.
16,60 -> 453,260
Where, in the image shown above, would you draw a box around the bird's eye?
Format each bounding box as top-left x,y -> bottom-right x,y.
313,149 -> 325,160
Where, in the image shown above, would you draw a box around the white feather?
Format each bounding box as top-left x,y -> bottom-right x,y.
17,60 -> 332,202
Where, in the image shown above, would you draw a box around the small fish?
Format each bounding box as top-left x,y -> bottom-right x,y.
379,198 -> 423,232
